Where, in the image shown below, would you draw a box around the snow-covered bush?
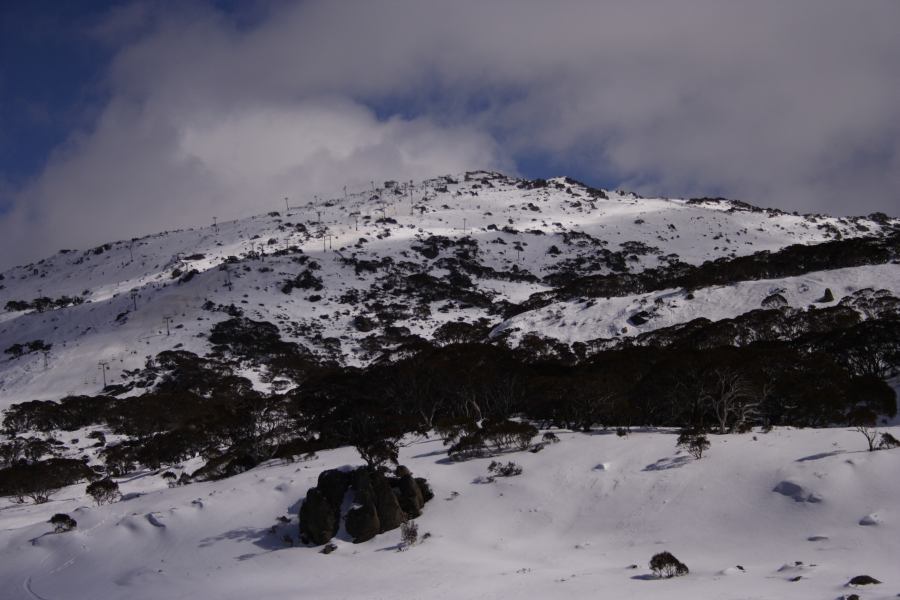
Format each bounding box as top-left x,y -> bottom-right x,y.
878,432 -> 900,449
50,513 -> 77,533
487,461 -> 523,479
649,551 -> 689,578
400,520 -> 419,549
542,432 -> 561,444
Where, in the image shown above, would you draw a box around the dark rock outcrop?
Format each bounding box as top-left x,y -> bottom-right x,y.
317,469 -> 350,508
415,477 -> 434,502
345,501 -> 380,543
761,293 -> 788,310
299,488 -> 338,545
396,474 -> 425,518
371,471 -> 404,532
848,575 -> 881,586
628,311 -> 652,326
299,465 -> 433,545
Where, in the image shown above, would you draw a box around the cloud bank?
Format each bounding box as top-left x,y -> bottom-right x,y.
3,0 -> 899,268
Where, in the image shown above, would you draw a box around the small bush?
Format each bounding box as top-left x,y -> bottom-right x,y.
677,430 -> 710,459
481,420 -> 538,453
161,471 -> 177,487
542,432 -> 560,444
878,432 -> 900,449
49,513 -> 77,533
86,478 -> 121,505
487,461 -> 523,478
447,434 -> 488,461
400,520 -> 419,549
650,551 -> 689,578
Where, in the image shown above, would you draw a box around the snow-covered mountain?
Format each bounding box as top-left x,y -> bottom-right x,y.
2,171 -> 899,600
1,171 -> 896,408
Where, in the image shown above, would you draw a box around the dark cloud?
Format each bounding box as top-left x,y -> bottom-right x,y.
3,0 -> 899,268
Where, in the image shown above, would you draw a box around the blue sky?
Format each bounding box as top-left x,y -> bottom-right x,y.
1,0 -> 898,268
0,2 -> 111,189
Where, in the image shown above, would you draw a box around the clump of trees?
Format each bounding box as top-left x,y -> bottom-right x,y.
86,478 -> 121,505
1,294 -> 897,493
0,458 -> 95,504
447,420 -> 538,461
5,295 -> 84,313
4,340 -> 51,359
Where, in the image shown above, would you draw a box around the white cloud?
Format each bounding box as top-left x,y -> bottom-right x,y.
0,97 -> 505,267
4,0 -> 900,267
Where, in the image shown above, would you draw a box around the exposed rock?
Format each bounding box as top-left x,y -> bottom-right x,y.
351,468 -> 376,504
859,513 -> 881,526
627,310 -> 652,326
317,469 -> 350,509
761,293 -> 788,310
345,500 -> 380,543
371,470 -> 404,532
298,465 -> 432,546
415,477 -> 435,503
848,575 -> 881,586
299,488 -> 338,546
396,474 -> 425,518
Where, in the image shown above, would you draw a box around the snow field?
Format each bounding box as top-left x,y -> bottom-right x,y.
1,427 -> 898,599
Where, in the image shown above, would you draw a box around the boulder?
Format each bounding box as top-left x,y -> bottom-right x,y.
351,468 -> 376,504
415,477 -> 435,503
848,575 -> 880,586
396,474 -> 425,518
345,501 -> 380,543
627,311 -> 652,326
371,471 -> 404,532
299,488 -> 338,545
317,469 -> 350,509
818,288 -> 834,303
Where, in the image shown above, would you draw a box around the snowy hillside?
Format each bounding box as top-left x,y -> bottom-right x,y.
1,171 -> 899,600
2,427 -> 900,600
1,171 -> 896,407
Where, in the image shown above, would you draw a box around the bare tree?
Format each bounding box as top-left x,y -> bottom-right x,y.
856,424 -> 880,452
701,368 -> 758,434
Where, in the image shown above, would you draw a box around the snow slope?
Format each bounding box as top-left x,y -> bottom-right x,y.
498,263 -> 900,344
1,427 -> 898,600
1,172 -> 895,408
